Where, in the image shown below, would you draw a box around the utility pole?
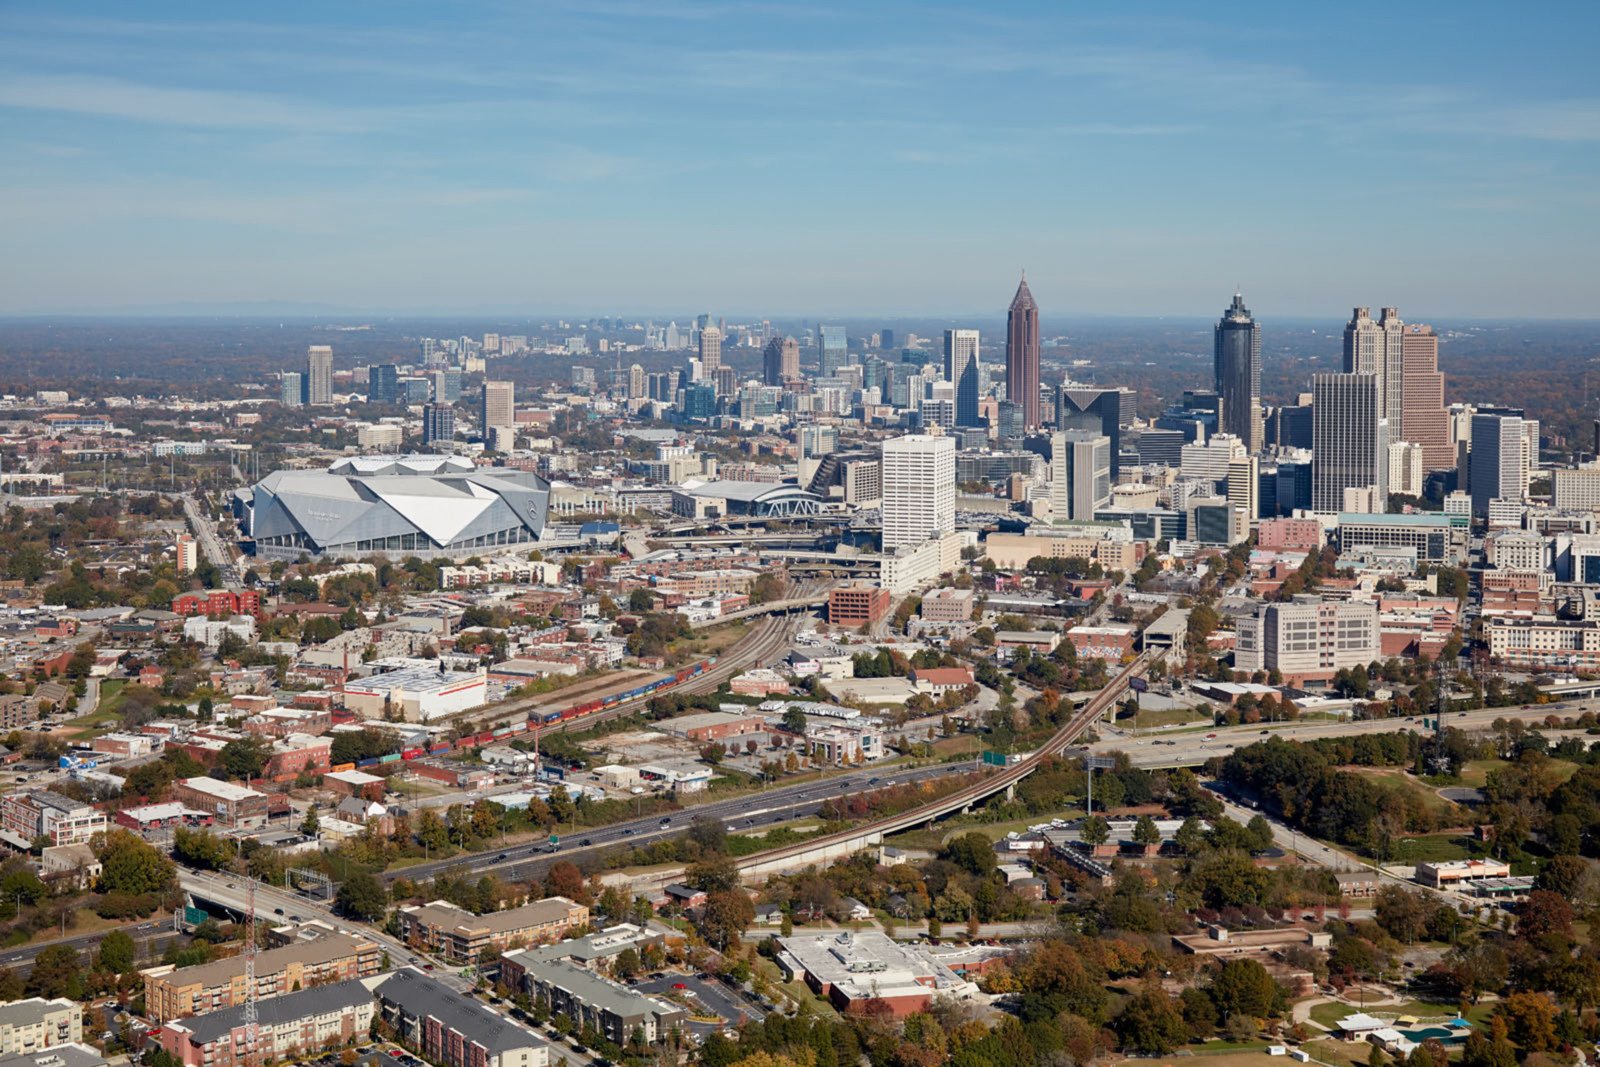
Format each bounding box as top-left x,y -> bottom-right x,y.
243,879 -> 259,1067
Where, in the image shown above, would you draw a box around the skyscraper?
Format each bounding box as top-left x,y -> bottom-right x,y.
1342,307 -> 1405,422
943,329 -> 981,429
368,363 -> 399,405
1057,385 -> 1124,477
1312,372 -> 1386,513
1048,430 -> 1111,522
1213,292 -> 1262,452
1006,274 -> 1041,432
763,336 -> 799,385
1399,324 -> 1452,470
306,345 -> 333,407
881,434 -> 955,551
279,371 -> 303,408
422,403 -> 455,449
698,323 -> 723,379
481,381 -> 514,436
1469,408 -> 1526,517
818,324 -> 847,377
628,363 -> 645,399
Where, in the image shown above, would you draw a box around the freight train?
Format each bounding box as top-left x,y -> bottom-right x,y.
340,657 -> 715,770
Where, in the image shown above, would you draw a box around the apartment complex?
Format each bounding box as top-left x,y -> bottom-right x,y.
395,898 -> 589,962
0,1000 -> 81,1055
142,931 -> 383,1023
500,928 -> 689,1048
156,978 -> 377,1067
1486,617 -> 1600,671
1233,597 -> 1381,685
374,969 -> 548,1067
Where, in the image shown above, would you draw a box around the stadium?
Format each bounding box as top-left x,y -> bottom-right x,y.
238,455 -> 551,561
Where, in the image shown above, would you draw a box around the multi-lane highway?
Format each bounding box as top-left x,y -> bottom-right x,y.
384,758 -> 982,885
0,916 -> 180,977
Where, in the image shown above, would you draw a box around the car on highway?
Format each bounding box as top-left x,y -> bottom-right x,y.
659,816 -> 671,826
580,838 -> 592,846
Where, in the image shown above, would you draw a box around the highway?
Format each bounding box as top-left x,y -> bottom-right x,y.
180,492 -> 243,590
1094,702 -> 1577,769
383,759 -> 982,885
0,916 -> 180,977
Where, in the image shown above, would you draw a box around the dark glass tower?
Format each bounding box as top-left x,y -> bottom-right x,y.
1006,274 -> 1040,431
1214,292 -> 1262,452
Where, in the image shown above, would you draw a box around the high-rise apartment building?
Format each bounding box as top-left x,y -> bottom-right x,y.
818,325 -> 847,377
1342,307 -> 1404,422
1214,292 -> 1263,452
881,434 -> 955,551
763,336 -> 799,385
1048,430 -> 1111,522
1006,275 -> 1040,432
306,345 -> 333,407
943,329 -> 981,429
1469,408 -> 1526,517
280,372 -> 303,408
698,323 -> 723,380
422,403 -> 455,448
1399,324 -> 1451,469
480,381 -> 514,437
1057,385 -> 1124,477
1312,372 -> 1386,513
627,364 -> 645,399
368,363 -> 399,405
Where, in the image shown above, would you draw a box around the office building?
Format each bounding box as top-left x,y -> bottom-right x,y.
1057,386 -> 1124,476
481,381 -> 515,437
829,583 -> 892,627
1469,409 -> 1526,517
368,363 -> 399,405
1311,373 -> 1386,513
818,324 -> 847,377
1048,431 -> 1111,522
763,336 -> 799,385
1342,307 -> 1405,421
1214,292 -> 1263,452
1554,466 -> 1600,510
375,970 -> 549,1067
1233,597 -> 1381,684
422,403 -> 455,449
0,791 -> 106,848
943,329 -> 981,428
141,931 -> 382,1023
777,931 -> 972,1019
1006,274 -> 1041,431
395,898 -> 589,962
697,323 -> 722,379
279,371 -> 303,408
1388,440 -> 1425,497
1180,433 -> 1246,482
432,366 -> 463,404
306,345 -> 333,407
1227,455 -> 1259,525
881,434 -> 955,551
1399,324 -> 1452,469
1335,511 -> 1468,565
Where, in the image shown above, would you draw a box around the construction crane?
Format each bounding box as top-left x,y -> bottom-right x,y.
243,879 -> 259,1067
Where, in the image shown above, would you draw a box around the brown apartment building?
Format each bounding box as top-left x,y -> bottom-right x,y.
141,931 -> 382,1023
395,897 -> 589,962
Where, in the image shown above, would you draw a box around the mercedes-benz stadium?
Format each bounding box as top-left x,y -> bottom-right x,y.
238,455 -> 550,561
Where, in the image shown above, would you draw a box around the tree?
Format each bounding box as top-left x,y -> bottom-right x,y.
1207,958 -> 1283,1021
941,832 -> 997,877
613,947 -> 641,980
97,830 -> 176,896
218,735 -> 273,780
301,805 -> 320,837
1116,980 -> 1189,1055
1080,815 -> 1110,846
1375,886 -> 1431,944
97,929 -> 136,974
1517,889 -> 1574,943
1132,815 -> 1162,848
336,871 -> 388,921
26,944 -> 82,999
1499,991 -> 1557,1053
699,890 -> 755,950
686,855 -> 741,894
781,707 -> 807,734
416,810 -> 449,853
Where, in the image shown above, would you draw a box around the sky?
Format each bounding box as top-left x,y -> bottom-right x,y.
2,2 -> 1599,319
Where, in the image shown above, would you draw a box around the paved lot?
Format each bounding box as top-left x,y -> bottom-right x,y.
635,974 -> 765,1033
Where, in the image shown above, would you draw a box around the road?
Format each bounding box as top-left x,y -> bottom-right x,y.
0,916 -> 179,977
385,759 -> 981,885
1095,702 -> 1574,769
180,493 -> 242,589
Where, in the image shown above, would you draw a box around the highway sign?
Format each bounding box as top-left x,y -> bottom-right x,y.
981,750 -> 1008,767
1083,755 -> 1118,771
1129,677 -> 1148,693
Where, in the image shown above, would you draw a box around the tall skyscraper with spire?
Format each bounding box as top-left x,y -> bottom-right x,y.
1006,273 -> 1040,431
1213,292 -> 1262,453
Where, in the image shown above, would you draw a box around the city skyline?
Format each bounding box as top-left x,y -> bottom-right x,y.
2,3 -> 1599,317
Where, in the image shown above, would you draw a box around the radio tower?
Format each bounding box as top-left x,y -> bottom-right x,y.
243,879 -> 259,1067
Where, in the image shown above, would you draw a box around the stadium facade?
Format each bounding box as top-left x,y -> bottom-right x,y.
238,455 -> 550,561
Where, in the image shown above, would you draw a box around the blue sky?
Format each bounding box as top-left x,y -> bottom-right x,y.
2,2 -> 1598,318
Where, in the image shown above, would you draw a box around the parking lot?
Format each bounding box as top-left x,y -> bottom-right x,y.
634,973 -> 766,1034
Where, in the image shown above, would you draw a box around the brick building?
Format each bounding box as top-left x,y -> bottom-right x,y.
828,584 -> 891,628
395,898 -> 589,962
141,932 -> 382,1023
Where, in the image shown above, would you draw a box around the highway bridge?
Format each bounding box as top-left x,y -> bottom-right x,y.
688,593 -> 829,629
